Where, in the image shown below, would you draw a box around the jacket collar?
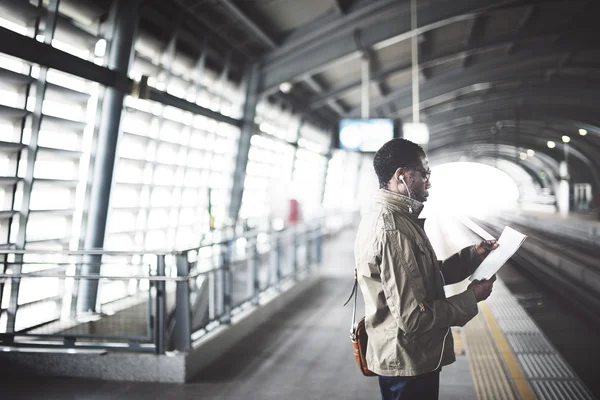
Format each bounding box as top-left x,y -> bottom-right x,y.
374,189 -> 424,218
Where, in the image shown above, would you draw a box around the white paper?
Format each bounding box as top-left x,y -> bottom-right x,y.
459,216 -> 496,241
470,226 -> 527,281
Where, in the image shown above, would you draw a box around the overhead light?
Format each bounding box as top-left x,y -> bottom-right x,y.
519,152 -> 527,160
579,128 -> 587,136
547,141 -> 556,149
403,122 -> 429,144
527,149 -> 535,157
562,135 -> 571,143
95,38 -> 107,57
279,82 -> 292,93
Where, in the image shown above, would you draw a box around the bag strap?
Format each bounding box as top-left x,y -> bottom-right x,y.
343,268 -> 358,334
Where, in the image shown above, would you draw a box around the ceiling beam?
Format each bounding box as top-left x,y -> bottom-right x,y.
171,0 -> 254,59
426,103 -> 600,131
429,143 -> 561,180
217,0 -> 277,49
425,116 -> 600,177
345,38 -> 600,117
423,84 -> 600,117
427,133 -> 600,187
462,15 -> 488,68
306,29 -> 577,110
553,1 -> 592,45
141,6 -> 241,75
332,0 -> 348,15
258,0 -> 507,94
419,32 -> 432,80
505,5 -> 537,55
304,76 -> 346,115
389,74 -> 600,119
430,146 -> 558,183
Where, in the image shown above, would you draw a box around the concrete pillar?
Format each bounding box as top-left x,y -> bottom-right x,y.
77,0 -> 140,313
228,63 -> 260,223
557,160 -> 569,216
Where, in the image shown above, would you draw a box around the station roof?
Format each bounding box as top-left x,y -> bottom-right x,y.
43,0 -> 600,188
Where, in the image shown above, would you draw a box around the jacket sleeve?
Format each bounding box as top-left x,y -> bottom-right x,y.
439,246 -> 482,285
379,230 -> 478,334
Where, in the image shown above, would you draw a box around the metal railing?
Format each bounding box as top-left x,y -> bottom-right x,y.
0,213 -> 355,354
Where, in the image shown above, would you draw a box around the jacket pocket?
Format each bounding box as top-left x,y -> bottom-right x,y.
411,331 -> 434,353
411,328 -> 448,356
415,239 -> 445,298
393,239 -> 427,303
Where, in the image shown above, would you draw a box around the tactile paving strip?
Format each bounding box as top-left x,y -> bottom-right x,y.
462,310 -> 516,400
531,380 -> 594,400
485,280 -> 595,400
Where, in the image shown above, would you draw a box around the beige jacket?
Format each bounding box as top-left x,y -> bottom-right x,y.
354,189 -> 481,376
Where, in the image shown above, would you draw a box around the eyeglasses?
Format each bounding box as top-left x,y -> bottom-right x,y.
412,168 -> 432,181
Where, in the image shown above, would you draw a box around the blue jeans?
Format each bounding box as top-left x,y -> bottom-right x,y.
378,370 -> 440,400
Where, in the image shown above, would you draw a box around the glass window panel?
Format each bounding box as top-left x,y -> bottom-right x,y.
112,185 -> 141,208
175,226 -> 194,247
162,106 -> 183,123
0,15 -> 29,36
37,130 -> 81,151
166,78 -> 187,99
52,38 -> 90,59
25,214 -> 71,242
148,209 -> 169,229
46,70 -> 90,94
104,233 -> 134,250
155,142 -> 179,164
121,111 -> 151,135
159,120 -> 182,143
29,186 -> 73,210
33,158 -> 79,180
153,164 -> 176,185
17,276 -> 60,305
107,210 -> 137,233
150,187 -> 172,207
114,159 -> 145,183
145,230 -> 166,249
0,88 -> 23,108
119,133 -> 148,159
181,188 -> 198,207
14,301 -> 57,332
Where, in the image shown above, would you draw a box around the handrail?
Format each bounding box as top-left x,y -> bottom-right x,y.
0,273 -> 187,281
0,222 -> 321,256
0,211 -> 357,355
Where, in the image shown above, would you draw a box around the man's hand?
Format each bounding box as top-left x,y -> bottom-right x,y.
475,240 -> 499,261
468,275 -> 496,302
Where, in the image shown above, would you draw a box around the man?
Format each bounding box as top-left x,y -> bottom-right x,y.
354,138 -> 498,400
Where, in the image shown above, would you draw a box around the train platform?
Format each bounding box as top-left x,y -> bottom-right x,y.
0,221 -> 595,400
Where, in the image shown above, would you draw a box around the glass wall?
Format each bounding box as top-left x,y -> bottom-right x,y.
240,101 -> 298,224
0,0 -> 246,332
0,0 -> 106,332
240,101 -> 332,226
0,1 -> 103,251
105,25 -> 244,250
0,0 -> 369,334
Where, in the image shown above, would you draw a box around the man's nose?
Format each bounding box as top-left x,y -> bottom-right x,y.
426,180 -> 432,189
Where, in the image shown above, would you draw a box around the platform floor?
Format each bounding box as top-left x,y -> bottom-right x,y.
0,221 -> 594,399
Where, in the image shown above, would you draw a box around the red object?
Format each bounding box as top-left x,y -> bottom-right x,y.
288,199 -> 300,224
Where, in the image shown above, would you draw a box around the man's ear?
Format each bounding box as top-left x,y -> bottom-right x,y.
394,168 -> 405,182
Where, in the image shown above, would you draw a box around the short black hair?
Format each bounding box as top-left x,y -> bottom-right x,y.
373,138 -> 425,189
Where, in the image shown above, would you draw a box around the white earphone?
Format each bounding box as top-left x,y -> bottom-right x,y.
398,175 -> 414,213
398,175 -> 412,199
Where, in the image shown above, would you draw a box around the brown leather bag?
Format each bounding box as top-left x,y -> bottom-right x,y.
344,269 -> 377,377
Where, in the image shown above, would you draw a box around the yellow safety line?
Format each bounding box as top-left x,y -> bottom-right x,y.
452,327 -> 465,356
480,302 -> 536,400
